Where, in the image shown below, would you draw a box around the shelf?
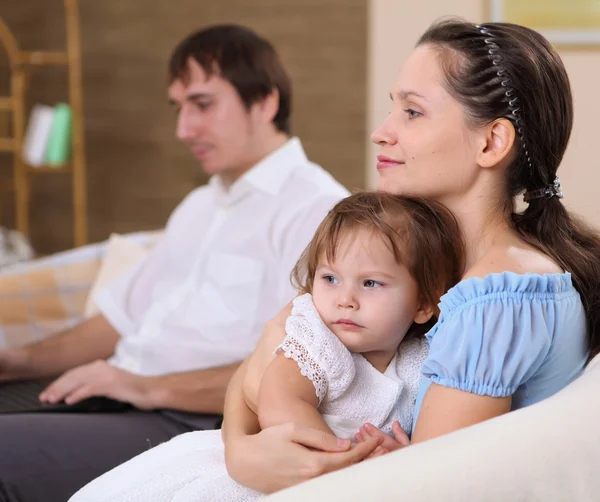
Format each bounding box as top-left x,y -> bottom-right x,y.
0,97 -> 12,110
0,0 -> 88,247
26,164 -> 72,174
0,138 -> 15,151
19,51 -> 68,66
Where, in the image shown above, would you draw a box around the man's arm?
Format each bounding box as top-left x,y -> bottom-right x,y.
147,362 -> 241,413
257,352 -> 332,435
39,358 -> 241,414
0,314 -> 119,383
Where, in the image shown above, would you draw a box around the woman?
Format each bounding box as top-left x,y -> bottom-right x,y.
223,19 -> 600,494
70,19 -> 600,500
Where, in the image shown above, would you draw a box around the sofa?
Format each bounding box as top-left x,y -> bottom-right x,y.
2,235 -> 598,501
264,352 -> 600,501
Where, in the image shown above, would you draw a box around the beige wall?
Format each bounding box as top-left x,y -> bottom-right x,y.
367,0 -> 600,227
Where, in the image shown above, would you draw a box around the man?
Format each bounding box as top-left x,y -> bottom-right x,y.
0,25 -> 348,501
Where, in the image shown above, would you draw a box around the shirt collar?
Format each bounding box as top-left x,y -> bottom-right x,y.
209,137 -> 307,201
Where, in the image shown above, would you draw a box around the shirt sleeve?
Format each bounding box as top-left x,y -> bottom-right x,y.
422,297 -> 553,397
276,294 -> 355,405
94,191 -> 199,336
95,237 -> 173,336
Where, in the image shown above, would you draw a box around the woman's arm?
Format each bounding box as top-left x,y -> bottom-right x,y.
258,353 -> 332,435
412,383 -> 511,443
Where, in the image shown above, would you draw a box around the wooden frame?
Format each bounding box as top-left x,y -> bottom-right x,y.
0,0 -> 88,247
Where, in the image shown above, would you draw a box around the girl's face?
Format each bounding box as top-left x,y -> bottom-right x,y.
311,228 -> 431,356
371,45 -> 482,203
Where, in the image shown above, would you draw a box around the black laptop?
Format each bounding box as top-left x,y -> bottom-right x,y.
0,379 -> 132,414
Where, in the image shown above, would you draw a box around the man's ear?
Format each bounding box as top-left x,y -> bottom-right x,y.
257,88 -> 280,124
413,303 -> 434,325
476,117 -> 517,169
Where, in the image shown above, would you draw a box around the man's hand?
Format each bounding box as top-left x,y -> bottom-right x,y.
39,359 -> 155,409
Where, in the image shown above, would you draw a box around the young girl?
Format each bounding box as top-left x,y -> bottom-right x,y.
70,192 -> 463,501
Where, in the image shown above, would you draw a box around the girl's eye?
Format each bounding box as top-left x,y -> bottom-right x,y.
195,102 -> 211,111
323,274 -> 338,285
364,279 -> 382,288
404,108 -> 421,119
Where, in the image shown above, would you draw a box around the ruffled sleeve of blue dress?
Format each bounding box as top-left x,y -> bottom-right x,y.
412,272 -> 589,429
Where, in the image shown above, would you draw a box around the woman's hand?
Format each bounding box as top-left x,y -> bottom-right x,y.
225,422 -> 382,494
354,421 -> 410,458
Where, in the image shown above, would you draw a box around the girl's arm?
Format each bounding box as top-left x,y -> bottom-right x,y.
412,383 -> 511,443
221,358 -> 260,444
222,305 -> 381,494
258,353 -> 332,435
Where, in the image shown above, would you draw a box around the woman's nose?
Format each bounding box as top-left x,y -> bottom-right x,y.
371,114 -> 397,146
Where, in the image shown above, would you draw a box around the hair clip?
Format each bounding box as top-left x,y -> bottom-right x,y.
523,177 -> 564,202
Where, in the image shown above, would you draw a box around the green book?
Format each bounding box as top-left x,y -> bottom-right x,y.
44,103 -> 72,166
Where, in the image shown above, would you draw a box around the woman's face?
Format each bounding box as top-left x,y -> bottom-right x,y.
371,45 -> 482,201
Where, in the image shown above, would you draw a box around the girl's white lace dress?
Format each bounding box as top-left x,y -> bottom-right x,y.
70,294 -> 427,502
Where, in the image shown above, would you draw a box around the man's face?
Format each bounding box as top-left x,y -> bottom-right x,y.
168,58 -> 265,185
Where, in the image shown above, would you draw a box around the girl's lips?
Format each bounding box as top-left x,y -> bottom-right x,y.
334,319 -> 364,330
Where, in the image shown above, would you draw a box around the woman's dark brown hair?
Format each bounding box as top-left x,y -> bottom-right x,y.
419,19 -> 600,357
292,192 -> 465,335
169,24 -> 291,134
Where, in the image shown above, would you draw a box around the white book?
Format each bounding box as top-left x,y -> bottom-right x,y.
22,104 -> 54,166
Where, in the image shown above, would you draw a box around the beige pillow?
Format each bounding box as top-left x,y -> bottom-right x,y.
264,354 -> 600,502
83,234 -> 150,318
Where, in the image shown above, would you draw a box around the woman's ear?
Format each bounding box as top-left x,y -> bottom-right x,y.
476,118 -> 517,169
413,304 -> 434,325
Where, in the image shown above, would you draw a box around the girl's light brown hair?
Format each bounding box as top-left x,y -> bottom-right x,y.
292,192 -> 464,328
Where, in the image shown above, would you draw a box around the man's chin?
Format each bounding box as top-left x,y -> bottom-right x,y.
197,160 -> 223,176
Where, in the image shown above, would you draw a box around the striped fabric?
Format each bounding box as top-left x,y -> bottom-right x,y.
0,231 -> 160,348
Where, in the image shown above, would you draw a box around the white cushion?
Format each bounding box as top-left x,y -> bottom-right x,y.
264,353 -> 600,502
83,234 -> 150,318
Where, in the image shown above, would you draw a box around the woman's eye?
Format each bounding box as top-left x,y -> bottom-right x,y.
364,280 -> 381,288
404,108 -> 421,119
196,103 -> 211,111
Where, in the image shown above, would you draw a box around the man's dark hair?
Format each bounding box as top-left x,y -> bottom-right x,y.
169,24 -> 291,134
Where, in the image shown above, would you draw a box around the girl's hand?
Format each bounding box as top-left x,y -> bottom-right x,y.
354,421 -> 410,458
225,422 -> 383,494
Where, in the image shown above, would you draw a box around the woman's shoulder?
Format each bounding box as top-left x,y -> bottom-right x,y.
463,242 -> 563,281
441,270 -> 576,315
422,247 -> 584,399
440,242 -> 572,307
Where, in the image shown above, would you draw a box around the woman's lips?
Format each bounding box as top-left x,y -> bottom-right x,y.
376,155 -> 404,170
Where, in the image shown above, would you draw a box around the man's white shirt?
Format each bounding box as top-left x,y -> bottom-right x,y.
96,138 -> 349,376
